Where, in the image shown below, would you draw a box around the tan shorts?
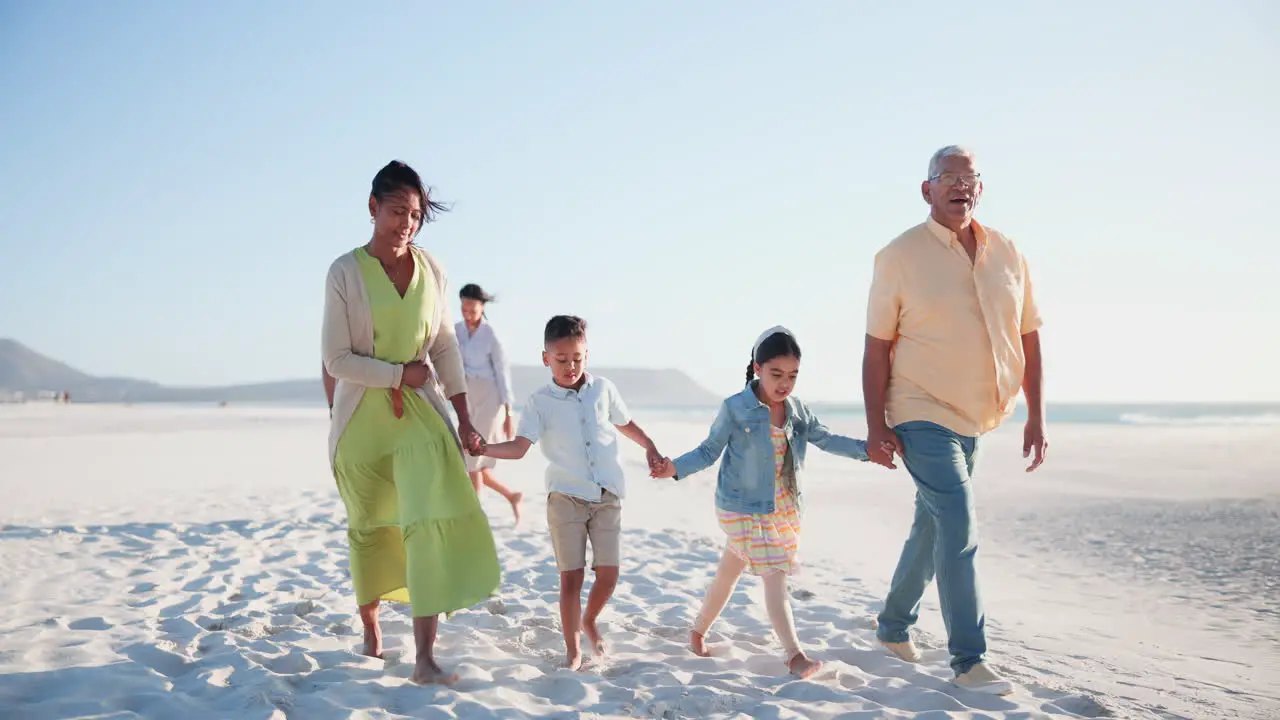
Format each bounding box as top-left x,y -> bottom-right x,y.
546,491 -> 621,572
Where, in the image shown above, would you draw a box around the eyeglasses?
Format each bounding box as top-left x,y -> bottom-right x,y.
929,173 -> 981,187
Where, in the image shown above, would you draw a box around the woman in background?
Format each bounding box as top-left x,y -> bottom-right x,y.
457,283 -> 524,524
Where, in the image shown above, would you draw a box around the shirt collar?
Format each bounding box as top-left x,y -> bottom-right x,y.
925,215 -> 988,249
548,372 -> 595,398
736,381 -> 800,423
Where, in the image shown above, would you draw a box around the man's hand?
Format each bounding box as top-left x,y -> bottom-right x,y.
1023,418 -> 1048,472
401,362 -> 432,389
645,445 -> 664,474
867,423 -> 902,469
651,457 -> 676,479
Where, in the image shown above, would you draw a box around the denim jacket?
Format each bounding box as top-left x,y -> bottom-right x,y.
672,383 -> 870,514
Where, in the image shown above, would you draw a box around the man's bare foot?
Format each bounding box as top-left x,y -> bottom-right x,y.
361,623 -> 383,659
787,652 -> 823,679
582,617 -> 606,656
564,648 -> 584,671
509,492 -> 523,525
410,659 -> 459,685
690,630 -> 711,658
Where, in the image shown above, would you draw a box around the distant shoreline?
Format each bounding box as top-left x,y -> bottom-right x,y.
4,398 -> 1278,427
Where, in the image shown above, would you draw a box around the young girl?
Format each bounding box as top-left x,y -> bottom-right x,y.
652,326 -> 873,678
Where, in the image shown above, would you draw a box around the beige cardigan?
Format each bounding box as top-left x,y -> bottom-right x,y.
322,246 -> 467,470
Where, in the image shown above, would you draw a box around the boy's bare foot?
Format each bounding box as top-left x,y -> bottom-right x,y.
690,630 -> 711,658
582,617 -> 606,656
787,652 -> 823,679
565,649 -> 584,671
410,659 -> 459,685
361,626 -> 384,659
509,492 -> 523,525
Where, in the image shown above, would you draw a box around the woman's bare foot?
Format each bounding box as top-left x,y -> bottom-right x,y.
361,624 -> 384,659
565,648 -> 584,671
410,658 -> 459,685
690,630 -> 711,658
509,492 -> 524,525
359,601 -> 383,659
787,652 -> 823,679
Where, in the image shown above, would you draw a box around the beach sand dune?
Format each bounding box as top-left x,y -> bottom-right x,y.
1,403 -> 1276,719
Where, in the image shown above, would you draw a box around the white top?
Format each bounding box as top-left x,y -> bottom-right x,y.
516,374 -> 632,502
455,321 -> 514,406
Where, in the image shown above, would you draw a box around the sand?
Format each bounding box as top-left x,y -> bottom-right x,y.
1,403 -> 1277,719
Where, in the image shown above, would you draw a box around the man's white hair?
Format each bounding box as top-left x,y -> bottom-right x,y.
928,145 -> 976,179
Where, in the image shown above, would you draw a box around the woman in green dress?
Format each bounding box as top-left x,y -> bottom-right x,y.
321,160 -> 501,685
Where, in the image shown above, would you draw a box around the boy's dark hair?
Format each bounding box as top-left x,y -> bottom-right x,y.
544,315 -> 588,344
459,283 -> 496,303
746,332 -> 802,384
370,160 -> 450,234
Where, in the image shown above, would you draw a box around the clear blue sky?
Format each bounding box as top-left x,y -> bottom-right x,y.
2,1 -> 1277,402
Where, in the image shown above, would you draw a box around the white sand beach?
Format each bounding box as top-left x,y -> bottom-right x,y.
1,403 -> 1277,719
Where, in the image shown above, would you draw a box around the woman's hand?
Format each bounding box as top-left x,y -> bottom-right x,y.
502,412 -> 515,440
457,418 -> 484,455
401,362 -> 432,389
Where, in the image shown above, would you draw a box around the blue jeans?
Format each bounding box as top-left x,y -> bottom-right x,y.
876,421 -> 985,674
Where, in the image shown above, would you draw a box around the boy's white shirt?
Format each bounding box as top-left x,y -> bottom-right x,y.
516,373 -> 632,502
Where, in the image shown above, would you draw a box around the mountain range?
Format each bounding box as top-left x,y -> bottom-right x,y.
0,338 -> 719,408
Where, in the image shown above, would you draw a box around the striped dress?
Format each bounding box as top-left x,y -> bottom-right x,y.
716,425 -> 801,576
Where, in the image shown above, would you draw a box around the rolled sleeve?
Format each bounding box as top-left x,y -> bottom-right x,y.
866,249 -> 902,341
1020,254 -> 1043,335
490,331 -> 515,406
516,394 -> 543,443
605,380 -> 632,426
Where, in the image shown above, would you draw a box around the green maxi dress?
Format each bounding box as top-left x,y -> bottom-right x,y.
333,248 -> 501,617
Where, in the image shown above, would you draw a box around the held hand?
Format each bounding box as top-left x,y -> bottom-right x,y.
471,437 -> 488,457
458,419 -> 484,456
1023,418 -> 1048,472
645,446 -> 664,474
503,414 -> 515,441
401,362 -> 432,389
651,457 -> 676,479
867,424 -> 902,469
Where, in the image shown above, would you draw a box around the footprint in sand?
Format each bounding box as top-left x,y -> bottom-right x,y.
68,616 -> 113,631
121,642 -> 194,679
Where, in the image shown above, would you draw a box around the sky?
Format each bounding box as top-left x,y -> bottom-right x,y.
1,1 -> 1278,403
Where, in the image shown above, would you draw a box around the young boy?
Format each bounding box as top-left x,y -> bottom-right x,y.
474,315 -> 663,670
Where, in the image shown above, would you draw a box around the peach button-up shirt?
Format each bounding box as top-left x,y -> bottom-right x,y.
866,216 -> 1042,437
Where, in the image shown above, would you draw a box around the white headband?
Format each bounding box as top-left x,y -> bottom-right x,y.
752,325 -> 796,358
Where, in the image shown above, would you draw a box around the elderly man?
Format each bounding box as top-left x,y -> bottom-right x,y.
862,146 -> 1046,695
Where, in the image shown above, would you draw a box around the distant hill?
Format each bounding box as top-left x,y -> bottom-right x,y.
0,339 -> 718,408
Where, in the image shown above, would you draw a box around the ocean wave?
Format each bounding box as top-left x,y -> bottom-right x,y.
1118,412 -> 1280,426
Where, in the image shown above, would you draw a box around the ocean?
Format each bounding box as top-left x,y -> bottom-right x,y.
641,402 -> 1280,427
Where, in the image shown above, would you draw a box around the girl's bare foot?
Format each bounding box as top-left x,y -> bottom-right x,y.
690,630 -> 711,658
787,652 -> 823,679
509,492 -> 523,525
410,658 -> 459,685
565,648 -> 584,671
